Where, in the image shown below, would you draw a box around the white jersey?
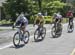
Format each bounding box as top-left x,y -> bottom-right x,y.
16,14 -> 28,24
57,14 -> 62,19
54,13 -> 62,19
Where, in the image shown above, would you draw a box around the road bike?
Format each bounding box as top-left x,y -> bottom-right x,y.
67,19 -> 74,33
34,26 -> 46,42
13,26 -> 30,47
51,22 -> 62,38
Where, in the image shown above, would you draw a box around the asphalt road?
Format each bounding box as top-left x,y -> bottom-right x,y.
0,24 -> 75,55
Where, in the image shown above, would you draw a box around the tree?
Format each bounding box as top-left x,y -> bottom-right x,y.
3,0 -> 30,21
46,1 -> 66,15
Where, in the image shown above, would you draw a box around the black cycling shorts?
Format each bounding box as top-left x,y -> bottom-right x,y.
55,19 -> 61,23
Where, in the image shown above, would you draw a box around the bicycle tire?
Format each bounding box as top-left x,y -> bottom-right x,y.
67,22 -> 74,33
34,29 -> 39,41
41,27 -> 46,40
13,32 -> 20,47
23,31 -> 30,44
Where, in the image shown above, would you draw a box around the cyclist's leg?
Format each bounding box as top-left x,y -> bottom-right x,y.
69,18 -> 71,25
53,19 -> 58,33
71,17 -> 73,24
21,22 -> 28,34
37,23 -> 40,30
54,19 -> 57,27
59,19 -> 62,30
55,19 -> 58,29
59,19 -> 62,25
40,21 -> 44,32
70,17 -> 73,28
40,21 -> 44,28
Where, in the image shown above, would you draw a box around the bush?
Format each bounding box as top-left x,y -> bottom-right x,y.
30,15 -> 53,24
44,16 -> 53,23
30,15 -> 69,24
0,20 -> 13,25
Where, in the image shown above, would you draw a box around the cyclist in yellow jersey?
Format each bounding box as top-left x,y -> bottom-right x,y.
34,13 -> 45,28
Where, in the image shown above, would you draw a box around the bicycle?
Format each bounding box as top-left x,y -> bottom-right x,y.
51,22 -> 62,38
34,25 -> 46,42
67,18 -> 74,33
13,26 -> 30,47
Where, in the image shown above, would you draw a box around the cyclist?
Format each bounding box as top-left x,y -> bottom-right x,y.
53,12 -> 62,26
34,13 -> 45,29
13,12 -> 28,33
66,10 -> 73,25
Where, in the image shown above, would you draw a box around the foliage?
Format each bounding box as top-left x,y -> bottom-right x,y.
3,0 -> 30,21
0,19 -> 13,24
46,1 -> 66,15
2,0 -> 67,22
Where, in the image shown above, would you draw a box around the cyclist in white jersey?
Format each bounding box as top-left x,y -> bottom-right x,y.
13,12 -> 28,33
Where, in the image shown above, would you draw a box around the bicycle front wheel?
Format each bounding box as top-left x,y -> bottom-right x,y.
34,29 -> 39,41
51,26 -> 56,38
13,32 -> 20,47
23,31 -> 30,44
41,27 -> 46,40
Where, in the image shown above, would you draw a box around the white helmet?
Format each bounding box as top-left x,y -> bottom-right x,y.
38,13 -> 42,16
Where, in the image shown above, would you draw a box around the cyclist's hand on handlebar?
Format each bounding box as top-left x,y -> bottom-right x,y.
33,24 -> 35,27
12,23 -> 15,29
12,25 -> 15,29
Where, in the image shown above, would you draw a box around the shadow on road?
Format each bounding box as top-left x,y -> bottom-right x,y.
33,39 -> 44,43
50,36 -> 61,39
10,44 -> 25,49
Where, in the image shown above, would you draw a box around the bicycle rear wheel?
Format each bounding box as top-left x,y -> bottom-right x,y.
13,32 -> 20,47
51,24 -> 62,38
67,23 -> 74,33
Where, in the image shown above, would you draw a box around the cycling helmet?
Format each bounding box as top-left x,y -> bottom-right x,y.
38,13 -> 42,16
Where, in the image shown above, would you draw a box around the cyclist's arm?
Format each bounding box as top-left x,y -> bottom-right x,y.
42,16 -> 45,24
13,16 -> 21,26
39,16 -> 44,24
52,16 -> 56,23
34,16 -> 38,25
13,19 -> 19,28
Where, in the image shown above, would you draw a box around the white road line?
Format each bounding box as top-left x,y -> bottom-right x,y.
0,23 -> 71,50
0,44 -> 13,50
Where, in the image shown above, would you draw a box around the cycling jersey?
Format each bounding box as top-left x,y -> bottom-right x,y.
66,11 -> 74,25
53,13 -> 62,23
35,16 -> 44,25
66,11 -> 73,18
54,13 -> 62,19
15,14 -> 28,26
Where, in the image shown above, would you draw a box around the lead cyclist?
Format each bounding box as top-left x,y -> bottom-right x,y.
13,12 -> 28,33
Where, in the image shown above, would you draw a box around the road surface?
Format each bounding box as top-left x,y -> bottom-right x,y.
0,24 -> 75,55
